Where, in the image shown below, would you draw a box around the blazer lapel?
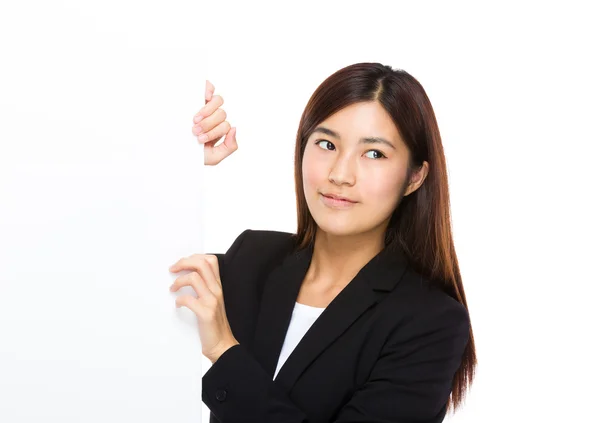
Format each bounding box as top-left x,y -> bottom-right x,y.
251,241 -> 409,393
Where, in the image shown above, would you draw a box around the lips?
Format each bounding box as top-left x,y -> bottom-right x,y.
321,193 -> 357,203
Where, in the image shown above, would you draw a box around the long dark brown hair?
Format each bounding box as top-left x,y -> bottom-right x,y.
292,62 -> 476,414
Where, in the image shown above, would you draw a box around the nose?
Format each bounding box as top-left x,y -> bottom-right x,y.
328,155 -> 356,186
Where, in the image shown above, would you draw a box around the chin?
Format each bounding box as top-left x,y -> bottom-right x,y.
313,216 -> 362,237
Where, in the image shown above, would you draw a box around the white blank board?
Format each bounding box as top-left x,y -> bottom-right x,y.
0,2 -> 209,421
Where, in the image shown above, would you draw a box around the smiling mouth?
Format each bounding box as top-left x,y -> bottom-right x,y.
319,193 -> 358,208
320,192 -> 357,203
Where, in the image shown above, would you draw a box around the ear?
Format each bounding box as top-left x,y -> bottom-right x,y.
404,161 -> 429,197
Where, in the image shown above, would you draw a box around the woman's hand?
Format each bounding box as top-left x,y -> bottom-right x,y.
169,254 -> 239,363
192,80 -> 239,166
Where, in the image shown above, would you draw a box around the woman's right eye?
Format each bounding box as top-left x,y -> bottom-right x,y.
316,139 -> 334,150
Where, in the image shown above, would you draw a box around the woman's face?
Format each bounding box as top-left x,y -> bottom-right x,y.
302,101 -> 426,239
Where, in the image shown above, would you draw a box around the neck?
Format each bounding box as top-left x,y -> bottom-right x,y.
304,227 -> 386,290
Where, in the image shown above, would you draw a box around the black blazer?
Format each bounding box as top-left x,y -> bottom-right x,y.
202,229 -> 470,423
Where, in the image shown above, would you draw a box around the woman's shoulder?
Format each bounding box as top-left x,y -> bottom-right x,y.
232,228 -> 297,253
385,264 -> 471,337
240,228 -> 297,245
215,228 -> 298,276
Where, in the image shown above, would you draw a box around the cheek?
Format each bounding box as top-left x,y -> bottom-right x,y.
302,149 -> 322,191
363,171 -> 404,208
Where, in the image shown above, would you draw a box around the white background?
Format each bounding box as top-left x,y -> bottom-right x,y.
1,1 -> 598,422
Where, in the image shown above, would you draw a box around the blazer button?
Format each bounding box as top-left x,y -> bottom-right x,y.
215,389 -> 227,402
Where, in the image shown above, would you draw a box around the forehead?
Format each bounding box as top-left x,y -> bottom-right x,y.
310,101 -> 403,146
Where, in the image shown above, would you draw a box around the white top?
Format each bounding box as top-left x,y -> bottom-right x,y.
273,301 -> 326,379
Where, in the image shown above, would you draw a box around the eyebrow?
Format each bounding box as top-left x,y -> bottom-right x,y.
311,126 -> 396,150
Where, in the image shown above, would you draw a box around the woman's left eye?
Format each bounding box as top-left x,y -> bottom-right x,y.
365,150 -> 386,159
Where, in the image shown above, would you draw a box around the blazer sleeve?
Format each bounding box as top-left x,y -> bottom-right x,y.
206,229 -> 250,286
201,294 -> 471,423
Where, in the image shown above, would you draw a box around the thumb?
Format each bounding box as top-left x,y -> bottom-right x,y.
204,127 -> 238,165
218,127 -> 238,153
205,80 -> 215,104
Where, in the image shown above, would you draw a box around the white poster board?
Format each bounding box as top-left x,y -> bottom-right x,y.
0,2 -> 208,421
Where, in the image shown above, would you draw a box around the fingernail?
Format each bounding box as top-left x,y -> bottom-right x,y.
194,115 -> 203,123
198,134 -> 208,143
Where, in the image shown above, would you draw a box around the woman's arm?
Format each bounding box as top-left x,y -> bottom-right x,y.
201,296 -> 470,423
330,301 -> 470,422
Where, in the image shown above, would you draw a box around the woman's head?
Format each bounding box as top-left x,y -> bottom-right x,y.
293,62 -> 476,414
301,99 -> 429,242
294,62 -> 439,253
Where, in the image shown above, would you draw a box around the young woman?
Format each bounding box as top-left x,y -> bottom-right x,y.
169,62 -> 477,423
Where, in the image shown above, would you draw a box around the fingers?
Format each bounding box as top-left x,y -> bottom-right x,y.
193,107 -> 227,136
191,79 -> 238,165
170,274 -> 218,317
195,95 -> 224,122
175,291 -> 218,319
172,273 -> 216,307
175,295 -> 201,314
170,254 -> 213,276
192,94 -> 225,137
198,120 -> 231,144
170,254 -> 222,296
